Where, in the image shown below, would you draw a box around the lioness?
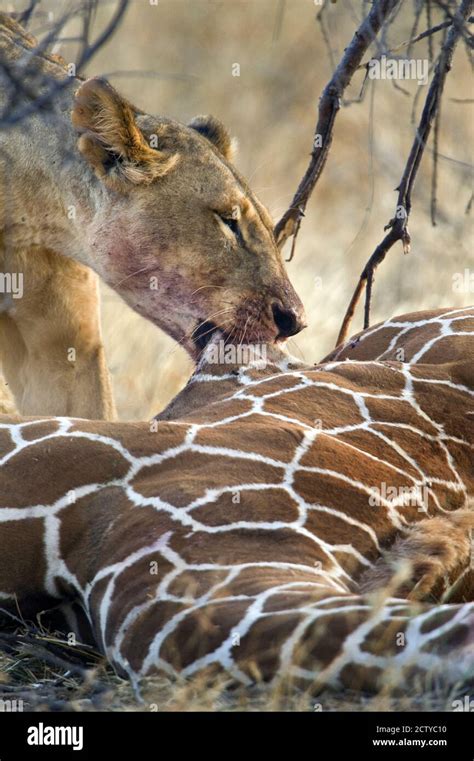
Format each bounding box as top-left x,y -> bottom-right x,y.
0,14 -> 305,419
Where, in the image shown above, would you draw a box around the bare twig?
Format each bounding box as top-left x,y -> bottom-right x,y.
433,0 -> 474,46
431,19 -> 449,225
274,0 -> 401,252
431,98 -> 441,225
316,1 -> 339,78
426,0 -> 435,62
17,1 -> 40,28
407,0 -> 424,59
357,14 -> 474,68
336,0 -> 472,347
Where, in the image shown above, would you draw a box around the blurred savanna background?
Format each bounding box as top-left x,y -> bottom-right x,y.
4,0 -> 474,419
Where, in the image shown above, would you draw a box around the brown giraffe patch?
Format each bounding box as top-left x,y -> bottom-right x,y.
385,322 -> 441,361
263,384 -> 363,428
297,608 -> 368,669
0,425 -> 15,457
452,317 -> 474,332
409,364 -> 449,381
329,327 -> 402,361
364,396 -> 439,435
299,433 -> 422,490
310,367 -> 397,394
120,599 -> 188,671
293,469 -> 403,534
359,619 -> 407,656
335,429 -> 422,479
236,612 -> 302,680
422,484 -> 465,512
167,568 -> 231,599
332,551 -> 369,579
194,414 -> 304,462
262,591 -> 322,613
420,622 -> 471,654
132,451 -> 283,507
20,420 -> 61,441
171,527 -> 333,570
60,487 -> 134,583
419,607 -> 463,634
411,382 -> 474,440
69,420 -> 187,457
240,374 -> 307,398
331,363 -> 406,395
191,487 -> 300,527
183,397 -> 253,424
97,507 -> 179,569
0,517 -> 46,595
304,508 -> 380,562
160,599 -> 251,670
213,567 -> 326,600
61,495 -> 178,585
338,663 -> 385,692
372,424 -> 459,483
0,437 -> 130,508
420,332 -> 474,363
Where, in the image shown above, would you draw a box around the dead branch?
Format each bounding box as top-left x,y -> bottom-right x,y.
274,0 -> 401,254
407,0 -> 424,59
336,0 -> 473,347
358,13 -> 474,67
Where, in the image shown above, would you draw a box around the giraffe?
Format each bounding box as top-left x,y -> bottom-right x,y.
0,306 -> 472,696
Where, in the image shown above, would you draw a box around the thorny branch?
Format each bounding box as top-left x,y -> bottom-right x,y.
336,0 -> 473,346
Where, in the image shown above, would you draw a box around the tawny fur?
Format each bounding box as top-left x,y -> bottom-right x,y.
359,506 -> 474,601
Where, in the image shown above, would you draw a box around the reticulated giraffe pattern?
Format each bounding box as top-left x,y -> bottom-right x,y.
0,306 -> 473,693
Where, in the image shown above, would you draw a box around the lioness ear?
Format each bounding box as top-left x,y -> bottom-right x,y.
72,77 -> 177,188
188,115 -> 236,161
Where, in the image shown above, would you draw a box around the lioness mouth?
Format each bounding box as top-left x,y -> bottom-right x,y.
193,321 -> 221,353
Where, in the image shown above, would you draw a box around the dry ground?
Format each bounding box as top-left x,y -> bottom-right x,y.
0,622 -> 472,713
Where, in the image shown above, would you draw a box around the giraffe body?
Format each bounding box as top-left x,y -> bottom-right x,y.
0,307 -> 473,692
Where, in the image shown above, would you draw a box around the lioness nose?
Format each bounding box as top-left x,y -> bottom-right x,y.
272,303 -> 306,338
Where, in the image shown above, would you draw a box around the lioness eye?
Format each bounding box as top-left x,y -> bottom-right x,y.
221,216 -> 239,235
213,210 -> 244,246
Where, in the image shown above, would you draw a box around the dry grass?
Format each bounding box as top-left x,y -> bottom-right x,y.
1,595 -> 472,714
0,637 -> 471,713
0,653 -> 465,713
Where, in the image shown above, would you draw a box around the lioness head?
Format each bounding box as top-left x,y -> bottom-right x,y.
72,78 -> 306,357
